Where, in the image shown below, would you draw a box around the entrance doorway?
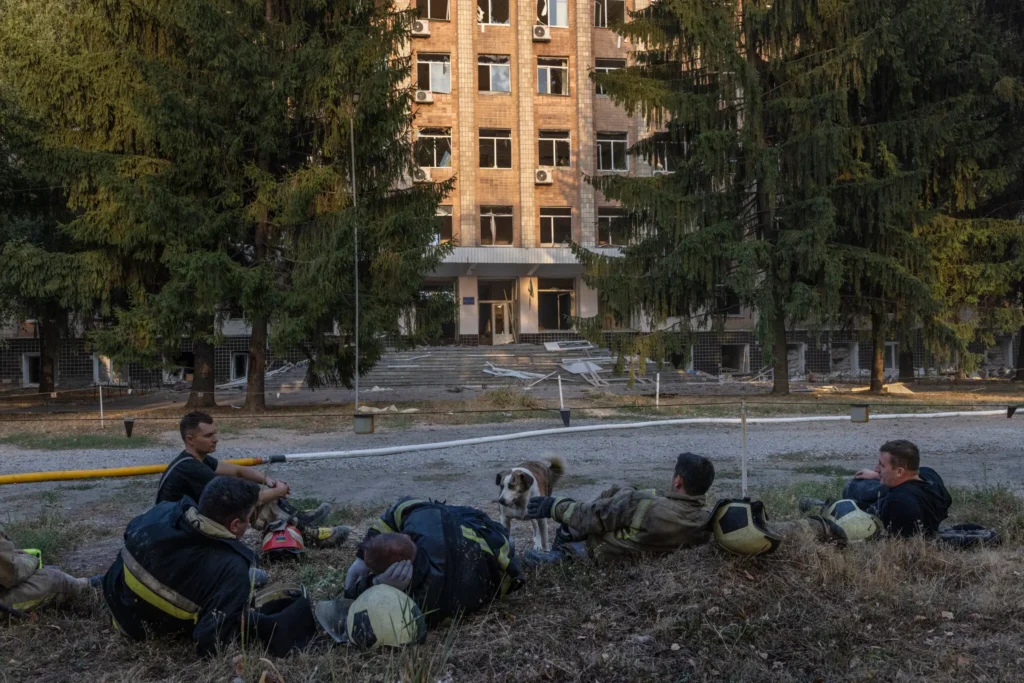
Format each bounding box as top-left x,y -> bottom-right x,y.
478,279 -> 518,345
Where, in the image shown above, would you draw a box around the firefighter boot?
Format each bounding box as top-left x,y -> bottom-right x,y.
305,525 -> 352,549
278,499 -> 332,530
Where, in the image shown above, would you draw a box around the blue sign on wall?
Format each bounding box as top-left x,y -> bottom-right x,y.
463,297 -> 475,305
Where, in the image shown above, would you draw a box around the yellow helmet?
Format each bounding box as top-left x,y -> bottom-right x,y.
709,498 -> 782,556
823,499 -> 881,542
346,585 -> 427,648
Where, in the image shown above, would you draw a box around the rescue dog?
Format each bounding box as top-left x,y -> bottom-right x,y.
496,456 -> 566,550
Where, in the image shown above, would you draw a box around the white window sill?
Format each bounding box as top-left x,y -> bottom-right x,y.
479,90 -> 512,95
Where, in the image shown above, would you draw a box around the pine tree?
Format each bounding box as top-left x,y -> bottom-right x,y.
1,0 -> 453,410
576,0 -> 893,394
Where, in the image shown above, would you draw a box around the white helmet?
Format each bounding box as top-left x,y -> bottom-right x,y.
342,585 -> 427,648
709,498 -> 782,556
823,499 -> 882,542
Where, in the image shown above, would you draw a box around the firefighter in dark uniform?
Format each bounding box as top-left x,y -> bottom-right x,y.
342,498 -> 524,626
102,477 -> 315,657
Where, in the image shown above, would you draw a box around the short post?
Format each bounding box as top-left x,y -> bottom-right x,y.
851,404 -> 870,423
558,374 -> 570,427
655,373 -> 660,407
123,417 -> 135,438
741,401 -> 748,498
99,384 -> 104,429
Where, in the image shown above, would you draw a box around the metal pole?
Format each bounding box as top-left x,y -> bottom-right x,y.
655,373 -> 660,407
99,384 -> 104,429
349,102 -> 359,415
741,400 -> 748,497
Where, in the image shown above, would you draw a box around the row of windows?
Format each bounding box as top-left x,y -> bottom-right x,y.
434,206 -> 628,246
415,128 -> 675,172
418,0 -> 626,29
417,53 -> 625,97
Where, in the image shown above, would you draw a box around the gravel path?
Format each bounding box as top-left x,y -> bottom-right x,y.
2,413 -> 1022,522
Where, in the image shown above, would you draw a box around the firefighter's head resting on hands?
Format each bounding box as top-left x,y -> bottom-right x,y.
361,533 -> 417,574
198,476 -> 260,540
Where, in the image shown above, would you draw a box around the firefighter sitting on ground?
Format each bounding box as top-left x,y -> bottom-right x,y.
1,524 -> 95,614
157,411 -> 348,550
522,452 -> 715,565
332,497 -> 525,630
102,477 -> 318,657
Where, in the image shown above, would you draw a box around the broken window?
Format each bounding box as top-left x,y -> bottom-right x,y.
416,53 -> 451,94
22,353 -> 40,386
479,128 -> 513,168
720,344 -> 749,373
537,57 -> 569,96
478,55 -> 512,93
714,285 -> 742,316
597,132 -> 628,171
478,0 -> 510,24
594,0 -> 625,28
415,127 -> 452,168
417,0 -> 450,20
433,206 -> 453,245
480,206 -> 514,245
538,130 -> 571,167
231,353 -> 249,381
538,278 -> 575,331
596,207 -> 627,246
536,0 -> 568,26
594,58 -> 625,95
539,207 -> 572,246
650,140 -> 678,173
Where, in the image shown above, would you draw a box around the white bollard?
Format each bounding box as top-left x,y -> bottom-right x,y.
656,373 -> 660,407
558,374 -> 564,409
741,400 -> 748,497
99,384 -> 104,429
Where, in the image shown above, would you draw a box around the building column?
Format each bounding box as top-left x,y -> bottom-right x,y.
457,0 -> 477,245
516,0 -> 537,247
458,276 -> 479,336
575,0 -> 596,247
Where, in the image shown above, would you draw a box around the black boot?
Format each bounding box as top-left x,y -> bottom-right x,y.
797,497 -> 828,514
523,541 -> 588,567
278,499 -> 332,530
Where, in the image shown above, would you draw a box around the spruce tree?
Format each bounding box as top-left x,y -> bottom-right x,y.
1,0 -> 452,410
576,0 -> 892,394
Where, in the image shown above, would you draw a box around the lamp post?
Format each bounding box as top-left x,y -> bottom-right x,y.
349,93 -> 371,433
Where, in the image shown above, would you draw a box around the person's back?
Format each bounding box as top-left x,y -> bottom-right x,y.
875,466 -> 951,536
103,480 -> 258,656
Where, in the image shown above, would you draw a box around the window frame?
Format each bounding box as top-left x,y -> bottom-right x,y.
478,128 -> 513,169
537,57 -> 570,96
478,55 -> 512,93
433,206 -> 454,245
477,0 -> 510,25
415,127 -> 453,168
537,278 -> 576,331
539,207 -> 573,246
479,206 -> 515,246
596,207 -> 628,246
596,132 -> 629,172
594,0 -> 625,28
536,0 -> 569,27
594,58 -> 625,96
417,0 -> 450,20
538,130 -> 571,168
231,352 -> 249,382
416,53 -> 452,94
650,140 -> 679,173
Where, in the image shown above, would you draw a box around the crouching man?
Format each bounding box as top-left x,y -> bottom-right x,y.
342,498 -> 524,627
1,526 -> 93,614
523,452 -> 715,565
103,477 -> 315,657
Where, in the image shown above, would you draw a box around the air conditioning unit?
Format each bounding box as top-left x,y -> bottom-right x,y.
535,168 -> 552,185
533,25 -> 551,42
412,19 -> 430,37
413,167 -> 433,183
415,90 -> 434,104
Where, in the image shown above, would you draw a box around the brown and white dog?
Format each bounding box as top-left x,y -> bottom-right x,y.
496,456 -> 566,551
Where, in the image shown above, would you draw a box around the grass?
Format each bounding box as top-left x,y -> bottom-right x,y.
1,493 -> 85,559
484,387 -> 540,410
792,464 -> 858,477
0,432 -> 156,450
5,482 -> 1024,682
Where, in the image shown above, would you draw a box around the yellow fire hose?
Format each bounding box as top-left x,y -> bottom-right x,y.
0,456 -> 282,486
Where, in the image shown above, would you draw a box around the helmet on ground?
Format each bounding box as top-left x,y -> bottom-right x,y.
250,582 -> 317,656
823,499 -> 881,542
261,521 -> 306,561
709,498 -> 782,556
316,585 -> 427,649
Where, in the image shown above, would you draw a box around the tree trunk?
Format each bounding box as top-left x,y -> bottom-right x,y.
245,317 -> 268,412
1015,326 -> 1024,382
37,315 -> 60,394
770,310 -> 790,395
870,312 -> 885,394
186,326 -> 217,409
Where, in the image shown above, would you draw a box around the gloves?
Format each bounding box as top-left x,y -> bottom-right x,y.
373,559 -> 413,591
345,558 -> 370,594
526,496 -> 571,520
